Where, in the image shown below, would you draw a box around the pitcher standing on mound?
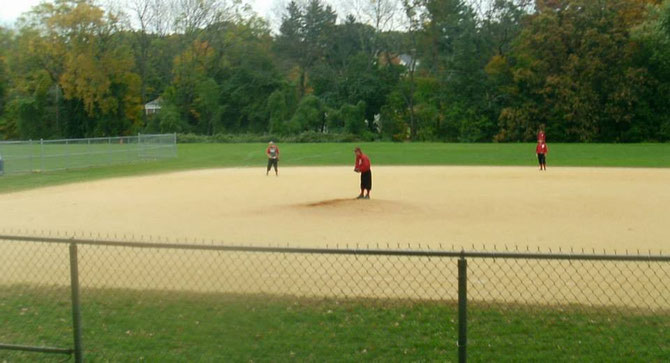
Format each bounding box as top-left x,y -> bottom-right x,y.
354,147 -> 372,199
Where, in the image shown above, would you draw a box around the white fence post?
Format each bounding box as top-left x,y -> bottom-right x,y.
65,139 -> 69,170
29,139 -> 33,172
40,139 -> 44,172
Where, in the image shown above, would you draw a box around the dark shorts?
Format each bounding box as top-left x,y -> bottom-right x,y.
360,170 -> 372,190
267,158 -> 278,170
537,153 -> 546,164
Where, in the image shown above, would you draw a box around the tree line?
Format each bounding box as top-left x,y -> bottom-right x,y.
0,0 -> 669,142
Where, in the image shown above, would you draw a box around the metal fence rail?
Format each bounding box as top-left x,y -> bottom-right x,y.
1,234 -> 668,361
0,133 -> 177,175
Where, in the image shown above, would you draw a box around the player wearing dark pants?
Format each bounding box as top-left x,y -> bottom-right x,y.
360,170 -> 372,192
267,158 -> 278,174
536,141 -> 548,171
266,141 -> 279,176
354,147 -> 372,199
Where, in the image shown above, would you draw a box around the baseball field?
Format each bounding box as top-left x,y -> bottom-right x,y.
1,142 -> 669,361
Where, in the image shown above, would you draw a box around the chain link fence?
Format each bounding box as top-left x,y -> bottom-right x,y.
0,133 -> 177,175
1,234 -> 668,361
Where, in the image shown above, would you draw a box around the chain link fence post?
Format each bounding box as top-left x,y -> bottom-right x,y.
458,254 -> 467,363
66,139 -> 70,169
29,139 -> 34,172
173,132 -> 177,158
40,138 -> 44,172
69,243 -> 83,363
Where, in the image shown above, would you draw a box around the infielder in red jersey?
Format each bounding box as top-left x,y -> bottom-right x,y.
353,147 -> 371,199
266,141 -> 279,176
536,141 -> 548,171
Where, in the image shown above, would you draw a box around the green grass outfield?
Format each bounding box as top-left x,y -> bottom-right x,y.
1,287 -> 667,362
1,142 -> 668,194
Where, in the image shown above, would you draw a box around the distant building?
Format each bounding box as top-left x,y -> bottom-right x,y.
144,98 -> 162,115
378,53 -> 419,72
397,54 -> 416,68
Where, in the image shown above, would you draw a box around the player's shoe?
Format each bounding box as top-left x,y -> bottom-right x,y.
364,195 -> 370,199
356,195 -> 365,199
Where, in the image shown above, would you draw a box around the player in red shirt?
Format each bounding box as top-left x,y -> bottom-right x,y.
536,141 -> 548,171
354,147 -> 372,199
266,141 -> 279,176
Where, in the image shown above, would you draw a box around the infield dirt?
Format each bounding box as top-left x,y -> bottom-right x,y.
1,166 -> 668,251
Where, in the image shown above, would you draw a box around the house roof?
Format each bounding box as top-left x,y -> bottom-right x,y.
145,98 -> 162,108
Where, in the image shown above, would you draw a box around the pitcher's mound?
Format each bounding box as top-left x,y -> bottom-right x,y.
304,198 -> 359,207
295,197 -> 415,215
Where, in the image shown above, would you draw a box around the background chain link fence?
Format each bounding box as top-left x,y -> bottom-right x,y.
1,234 -> 668,361
0,133 -> 176,175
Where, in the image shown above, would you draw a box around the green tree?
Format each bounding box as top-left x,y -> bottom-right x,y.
341,100 -> 368,135
497,0 -> 657,142
267,83 -> 299,135
276,0 -> 337,98
213,20 -> 282,133
0,27 -> 10,138
15,0 -> 142,137
632,0 -> 670,141
158,103 -> 188,133
380,86 -> 411,141
194,77 -> 222,135
288,95 -> 325,133
399,0 -> 422,139
167,40 -> 216,133
420,0 -> 496,141
313,18 -> 401,130
160,15 -> 281,135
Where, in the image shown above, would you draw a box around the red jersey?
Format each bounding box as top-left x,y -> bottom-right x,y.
536,142 -> 548,154
355,153 -> 371,172
266,145 -> 279,159
537,130 -> 546,142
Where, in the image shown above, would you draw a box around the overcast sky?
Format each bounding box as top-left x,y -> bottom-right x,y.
0,0 -> 42,25
0,0 -> 279,27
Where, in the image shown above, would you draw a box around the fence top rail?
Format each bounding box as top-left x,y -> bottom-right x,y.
0,234 -> 667,262
0,133 -> 175,144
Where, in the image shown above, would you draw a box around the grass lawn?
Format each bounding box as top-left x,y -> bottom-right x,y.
0,142 -> 668,194
1,287 -> 667,362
